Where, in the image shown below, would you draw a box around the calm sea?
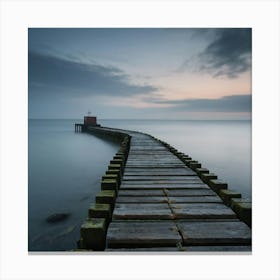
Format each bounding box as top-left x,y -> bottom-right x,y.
28,119 -> 251,251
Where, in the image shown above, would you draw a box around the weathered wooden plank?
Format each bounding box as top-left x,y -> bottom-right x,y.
164,189 -> 217,196
115,196 -> 223,204
125,166 -> 189,169
127,159 -> 182,162
125,165 -> 185,168
124,168 -> 194,174
129,145 -> 168,147
121,181 -> 204,185
127,155 -> 180,158
130,141 -> 164,143
127,156 -> 180,158
124,169 -> 193,172
130,146 -> 173,148
126,162 -> 183,165
126,165 -> 184,168
123,175 -> 199,181
125,165 -> 190,172
130,142 -> 159,144
168,196 -> 223,203
127,158 -> 181,161
129,148 -> 169,150
129,150 -> 171,152
127,158 -> 180,160
116,196 -> 169,203
120,183 -> 209,189
131,143 -> 160,144
129,151 -> 170,153
124,172 -> 196,176
178,221 -> 251,245
118,189 -> 165,196
184,245 -> 251,252
122,177 -> 202,183
121,179 -> 203,184
118,189 -> 218,197
128,156 -> 174,159
128,153 -> 174,156
127,160 -> 182,163
127,160 -> 180,163
106,247 -> 180,252
112,203 -> 173,220
130,143 -> 165,145
171,203 -> 237,219
106,245 -> 252,252
176,218 -> 240,222
130,143 -> 164,145
107,221 -> 181,248
126,161 -> 183,163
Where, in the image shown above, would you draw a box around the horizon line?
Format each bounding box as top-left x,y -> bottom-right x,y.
28,118 -> 252,121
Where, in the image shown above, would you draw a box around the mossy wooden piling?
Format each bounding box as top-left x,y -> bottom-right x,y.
77,124 -> 252,252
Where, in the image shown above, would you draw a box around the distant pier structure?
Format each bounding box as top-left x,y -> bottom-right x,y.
75,115 -> 100,132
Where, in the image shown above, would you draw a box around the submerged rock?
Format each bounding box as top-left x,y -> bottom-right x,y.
46,213 -> 70,223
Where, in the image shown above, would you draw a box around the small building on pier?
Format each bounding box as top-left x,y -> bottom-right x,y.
75,115 -> 100,132
84,116 -> 97,126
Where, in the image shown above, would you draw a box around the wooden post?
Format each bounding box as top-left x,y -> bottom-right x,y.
108,164 -> 122,172
195,168 -> 209,177
208,179 -> 228,193
101,179 -> 119,191
80,218 -> 107,251
102,174 -> 120,185
230,198 -> 252,227
96,190 -> 116,208
88,203 -> 112,226
219,189 -> 242,206
201,173 -> 218,183
106,169 -> 122,179
189,161 -> 202,170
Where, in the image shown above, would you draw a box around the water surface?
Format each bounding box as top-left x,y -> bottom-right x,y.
28,119 -> 119,251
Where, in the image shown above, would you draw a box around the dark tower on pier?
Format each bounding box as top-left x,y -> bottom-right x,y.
75,115 -> 100,132
84,116 -> 97,126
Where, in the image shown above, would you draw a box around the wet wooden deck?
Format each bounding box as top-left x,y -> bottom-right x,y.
103,130 -> 251,252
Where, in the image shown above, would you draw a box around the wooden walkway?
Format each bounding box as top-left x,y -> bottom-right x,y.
78,126 -> 251,252
101,129 -> 251,252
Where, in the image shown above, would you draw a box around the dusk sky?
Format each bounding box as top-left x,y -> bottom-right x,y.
28,28 -> 252,120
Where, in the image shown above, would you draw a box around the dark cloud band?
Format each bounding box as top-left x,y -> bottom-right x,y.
28,51 -> 157,97
178,28 -> 252,79
200,28 -> 252,78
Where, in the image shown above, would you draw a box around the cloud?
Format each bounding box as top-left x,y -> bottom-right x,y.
150,94 -> 252,112
28,51 -> 157,97
179,28 -> 252,78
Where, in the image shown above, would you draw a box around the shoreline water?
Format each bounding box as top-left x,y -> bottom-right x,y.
28,119 -> 120,251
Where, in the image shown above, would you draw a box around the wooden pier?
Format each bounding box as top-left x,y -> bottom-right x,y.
78,126 -> 252,252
